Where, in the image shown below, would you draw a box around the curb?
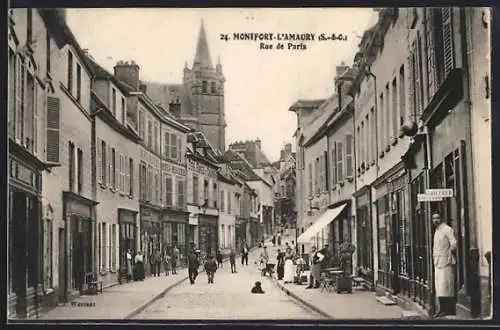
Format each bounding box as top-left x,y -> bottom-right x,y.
271,279 -> 334,319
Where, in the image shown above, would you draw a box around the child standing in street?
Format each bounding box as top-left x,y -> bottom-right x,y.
204,254 -> 218,284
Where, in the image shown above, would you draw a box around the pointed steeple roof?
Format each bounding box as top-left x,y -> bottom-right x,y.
193,20 -> 213,69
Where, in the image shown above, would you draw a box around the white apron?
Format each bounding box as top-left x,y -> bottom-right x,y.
433,222 -> 457,297
283,259 -> 295,283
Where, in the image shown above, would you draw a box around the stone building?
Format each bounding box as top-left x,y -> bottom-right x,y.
85,56 -> 141,287
186,132 -> 221,255
144,21 -> 226,151
217,159 -> 240,252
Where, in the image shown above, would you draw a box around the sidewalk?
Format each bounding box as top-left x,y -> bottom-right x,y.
262,242 -> 414,320
38,247 -> 259,320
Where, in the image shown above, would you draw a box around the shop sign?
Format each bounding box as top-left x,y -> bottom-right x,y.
188,214 -> 198,226
417,194 -> 443,202
425,188 -> 453,198
188,159 -> 217,179
164,162 -> 187,176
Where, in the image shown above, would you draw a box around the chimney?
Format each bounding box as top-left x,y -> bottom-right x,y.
285,143 -> 292,156
280,150 -> 285,160
255,139 -> 261,150
169,100 -> 181,119
114,60 -> 140,90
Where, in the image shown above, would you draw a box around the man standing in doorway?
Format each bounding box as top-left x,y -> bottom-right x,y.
432,212 -> 457,318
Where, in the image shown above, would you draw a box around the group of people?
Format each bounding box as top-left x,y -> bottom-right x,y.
276,242 -> 299,283
186,243 -> 241,284
124,246 -> 181,282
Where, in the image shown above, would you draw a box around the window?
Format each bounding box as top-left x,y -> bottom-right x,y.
14,56 -> 25,143
221,190 -> 225,212
164,132 -> 170,158
345,134 -> 353,179
171,134 -> 178,159
138,109 -> 145,140
315,157 -> 320,194
165,175 -> 173,206
124,155 -> 129,194
425,8 -> 436,101
440,8 -> 455,79
228,191 -> 232,214
331,143 -> 337,186
193,175 -> 199,204
76,64 -> 81,102
370,108 -> 375,164
69,142 -> 75,191
112,224 -> 117,270
129,158 -> 134,196
27,9 -> 33,43
385,84 -> 390,147
111,148 -> 116,190
202,80 -> 208,93
308,163 -> 313,195
391,78 -> 398,140
211,82 -> 216,94
399,66 -> 406,126
415,32 -> 424,117
25,71 -> 36,152
213,183 -> 218,208
177,178 -> 185,207
360,121 -> 365,168
46,30 -> 51,73
100,140 -> 106,185
147,165 -> 153,201
111,88 -> 117,116
140,162 -> 147,200
46,96 -> 61,163
77,148 -> 83,194
8,50 -> 16,138
155,169 -> 160,204
204,180 -> 209,203
336,142 -> 344,182
101,222 -> 107,271
177,135 -> 182,160
121,97 -> 126,124
67,51 -> 73,93
154,124 -> 159,153
108,224 -> 112,271
147,120 -> 153,149
221,224 -> 225,247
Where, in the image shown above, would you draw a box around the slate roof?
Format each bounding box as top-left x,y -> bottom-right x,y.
224,150 -> 262,181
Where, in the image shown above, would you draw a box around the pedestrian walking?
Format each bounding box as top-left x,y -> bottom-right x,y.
172,246 -> 180,275
216,250 -> 223,268
283,246 -> 295,284
188,248 -> 200,285
306,246 -> 323,289
277,233 -> 282,246
241,242 -> 249,266
151,249 -> 162,277
276,249 -> 285,280
272,235 -> 276,246
204,254 -> 218,284
134,251 -> 145,281
432,212 -> 457,318
229,249 -> 237,273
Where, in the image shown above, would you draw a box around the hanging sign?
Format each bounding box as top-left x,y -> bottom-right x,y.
417,194 -> 443,202
425,189 -> 453,198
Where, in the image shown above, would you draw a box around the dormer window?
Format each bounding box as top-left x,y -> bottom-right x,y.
202,80 -> 208,93
210,82 -> 216,94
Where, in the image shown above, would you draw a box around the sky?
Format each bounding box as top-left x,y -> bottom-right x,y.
67,8 -> 378,162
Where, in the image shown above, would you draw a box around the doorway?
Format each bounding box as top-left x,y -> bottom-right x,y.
58,228 -> 66,302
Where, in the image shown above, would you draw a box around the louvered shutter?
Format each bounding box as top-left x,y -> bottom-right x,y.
425,8 -> 436,104
171,134 -> 177,160
408,46 -> 415,119
415,32 -> 424,117
46,96 -> 60,163
442,7 -> 455,78
114,149 -> 118,190
177,136 -> 182,160
164,132 -> 170,158
345,134 -> 353,179
324,150 -> 329,191
96,138 -> 102,184
331,144 -> 337,186
107,146 -> 111,187
15,57 -> 24,143
336,142 -> 344,182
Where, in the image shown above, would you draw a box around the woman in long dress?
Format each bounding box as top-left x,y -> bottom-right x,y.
283,247 -> 295,283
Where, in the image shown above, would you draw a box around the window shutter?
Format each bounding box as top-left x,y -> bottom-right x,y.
345,135 -> 353,179
171,134 -> 177,159
308,163 -> 313,196
408,47 -> 416,119
96,138 -> 102,184
177,136 -> 182,160
415,32 -> 424,117
164,132 -> 170,158
331,144 -> 337,186
336,142 -> 344,182
324,150 -> 329,191
46,96 -> 60,163
107,146 -> 111,187
114,150 -> 118,190
441,7 -> 455,78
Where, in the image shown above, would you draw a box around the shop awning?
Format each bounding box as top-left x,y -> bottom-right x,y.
297,203 -> 347,244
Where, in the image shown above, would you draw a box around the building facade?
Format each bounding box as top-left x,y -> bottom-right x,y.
217,164 -> 239,253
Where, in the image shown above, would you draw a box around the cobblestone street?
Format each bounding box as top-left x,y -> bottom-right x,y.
132,247 -> 324,320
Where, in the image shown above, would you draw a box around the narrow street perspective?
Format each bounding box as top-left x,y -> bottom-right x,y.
7,6 -> 491,324
132,244 -> 323,320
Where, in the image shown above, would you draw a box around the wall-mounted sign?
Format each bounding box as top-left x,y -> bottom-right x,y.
163,162 -> 187,176
417,194 -> 443,202
188,159 -> 217,179
425,189 -> 453,198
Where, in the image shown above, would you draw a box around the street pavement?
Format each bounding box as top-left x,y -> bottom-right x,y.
132,245 -> 325,320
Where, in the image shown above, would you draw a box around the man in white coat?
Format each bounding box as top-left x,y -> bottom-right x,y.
432,212 -> 457,317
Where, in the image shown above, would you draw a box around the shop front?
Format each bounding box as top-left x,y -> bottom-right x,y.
162,210 -> 188,262
329,200 -> 352,257
118,209 -> 138,283
355,186 -> 374,286
8,150 -> 44,319
188,212 -> 199,250
140,205 -> 161,276
199,214 -> 218,256
62,191 -> 97,302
